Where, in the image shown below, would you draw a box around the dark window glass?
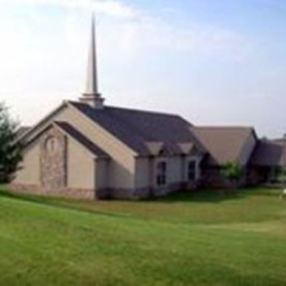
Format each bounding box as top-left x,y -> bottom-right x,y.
188,161 -> 196,181
156,161 -> 167,186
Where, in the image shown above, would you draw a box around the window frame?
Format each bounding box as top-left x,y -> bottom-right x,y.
156,160 -> 168,187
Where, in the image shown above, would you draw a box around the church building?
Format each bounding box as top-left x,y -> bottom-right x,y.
12,17 -> 286,200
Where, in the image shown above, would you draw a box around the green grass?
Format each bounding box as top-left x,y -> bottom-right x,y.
0,186 -> 286,286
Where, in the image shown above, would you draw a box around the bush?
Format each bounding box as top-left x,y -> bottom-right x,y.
276,168 -> 286,186
221,161 -> 243,187
0,103 -> 22,183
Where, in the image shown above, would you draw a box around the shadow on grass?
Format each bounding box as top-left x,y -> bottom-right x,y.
149,190 -> 243,204
148,187 -> 281,204
0,185 -> 281,213
0,188 -> 132,219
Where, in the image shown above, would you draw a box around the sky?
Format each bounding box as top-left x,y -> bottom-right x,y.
0,0 -> 286,138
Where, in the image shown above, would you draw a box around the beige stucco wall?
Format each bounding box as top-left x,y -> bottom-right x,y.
135,155 -> 203,191
19,104 -> 137,191
14,141 -> 41,185
16,102 -> 205,198
165,156 -> 182,185
135,157 -> 150,189
239,132 -> 257,166
95,159 -> 109,190
67,138 -> 95,189
55,105 -> 136,190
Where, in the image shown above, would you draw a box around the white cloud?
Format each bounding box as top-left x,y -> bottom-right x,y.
0,0 -> 251,60
0,0 -> 138,18
0,0 -> 255,128
102,16 -> 253,61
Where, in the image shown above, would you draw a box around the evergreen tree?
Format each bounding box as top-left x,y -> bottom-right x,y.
0,103 -> 22,183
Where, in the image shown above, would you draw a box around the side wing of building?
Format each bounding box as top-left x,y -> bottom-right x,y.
194,126 -> 257,187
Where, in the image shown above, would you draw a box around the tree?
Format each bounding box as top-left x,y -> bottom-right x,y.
276,167 -> 286,186
0,103 -> 22,183
221,161 -> 243,188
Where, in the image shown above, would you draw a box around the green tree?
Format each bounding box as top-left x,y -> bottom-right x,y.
0,103 -> 22,183
221,161 -> 243,188
276,167 -> 286,186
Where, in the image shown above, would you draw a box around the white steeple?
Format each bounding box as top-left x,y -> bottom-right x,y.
80,14 -> 105,109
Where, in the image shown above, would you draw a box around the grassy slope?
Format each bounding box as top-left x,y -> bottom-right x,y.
0,187 -> 286,286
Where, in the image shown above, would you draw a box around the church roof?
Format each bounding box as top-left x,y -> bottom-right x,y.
250,139 -> 286,167
55,121 -> 109,158
16,126 -> 31,139
193,126 -> 256,166
70,101 -> 205,156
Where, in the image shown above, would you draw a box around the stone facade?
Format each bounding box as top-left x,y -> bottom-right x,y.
10,180 -> 201,201
40,127 -> 67,190
10,183 -> 96,200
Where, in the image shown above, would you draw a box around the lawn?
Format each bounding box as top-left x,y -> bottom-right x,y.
0,187 -> 286,286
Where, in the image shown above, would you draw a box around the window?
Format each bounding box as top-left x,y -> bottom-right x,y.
188,161 -> 196,181
45,136 -> 59,154
156,161 -> 167,186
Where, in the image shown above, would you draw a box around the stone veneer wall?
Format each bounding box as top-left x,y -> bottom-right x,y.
10,184 -> 96,200
40,127 -> 67,190
9,182 -> 194,201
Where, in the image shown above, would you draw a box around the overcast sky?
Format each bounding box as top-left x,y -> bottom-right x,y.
0,0 -> 286,138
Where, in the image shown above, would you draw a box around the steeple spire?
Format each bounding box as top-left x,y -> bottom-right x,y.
80,13 -> 105,109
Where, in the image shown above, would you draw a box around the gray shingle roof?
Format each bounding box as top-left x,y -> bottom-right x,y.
193,126 -> 256,166
70,101 -> 205,156
55,121 -> 109,158
251,139 -> 286,167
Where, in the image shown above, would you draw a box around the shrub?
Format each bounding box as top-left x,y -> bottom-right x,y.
221,161 -> 243,188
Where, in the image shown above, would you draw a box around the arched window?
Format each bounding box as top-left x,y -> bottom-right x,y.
44,136 -> 59,154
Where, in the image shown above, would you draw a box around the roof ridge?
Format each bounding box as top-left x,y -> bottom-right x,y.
106,105 -> 180,117
68,100 -> 182,118
195,126 -> 254,129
